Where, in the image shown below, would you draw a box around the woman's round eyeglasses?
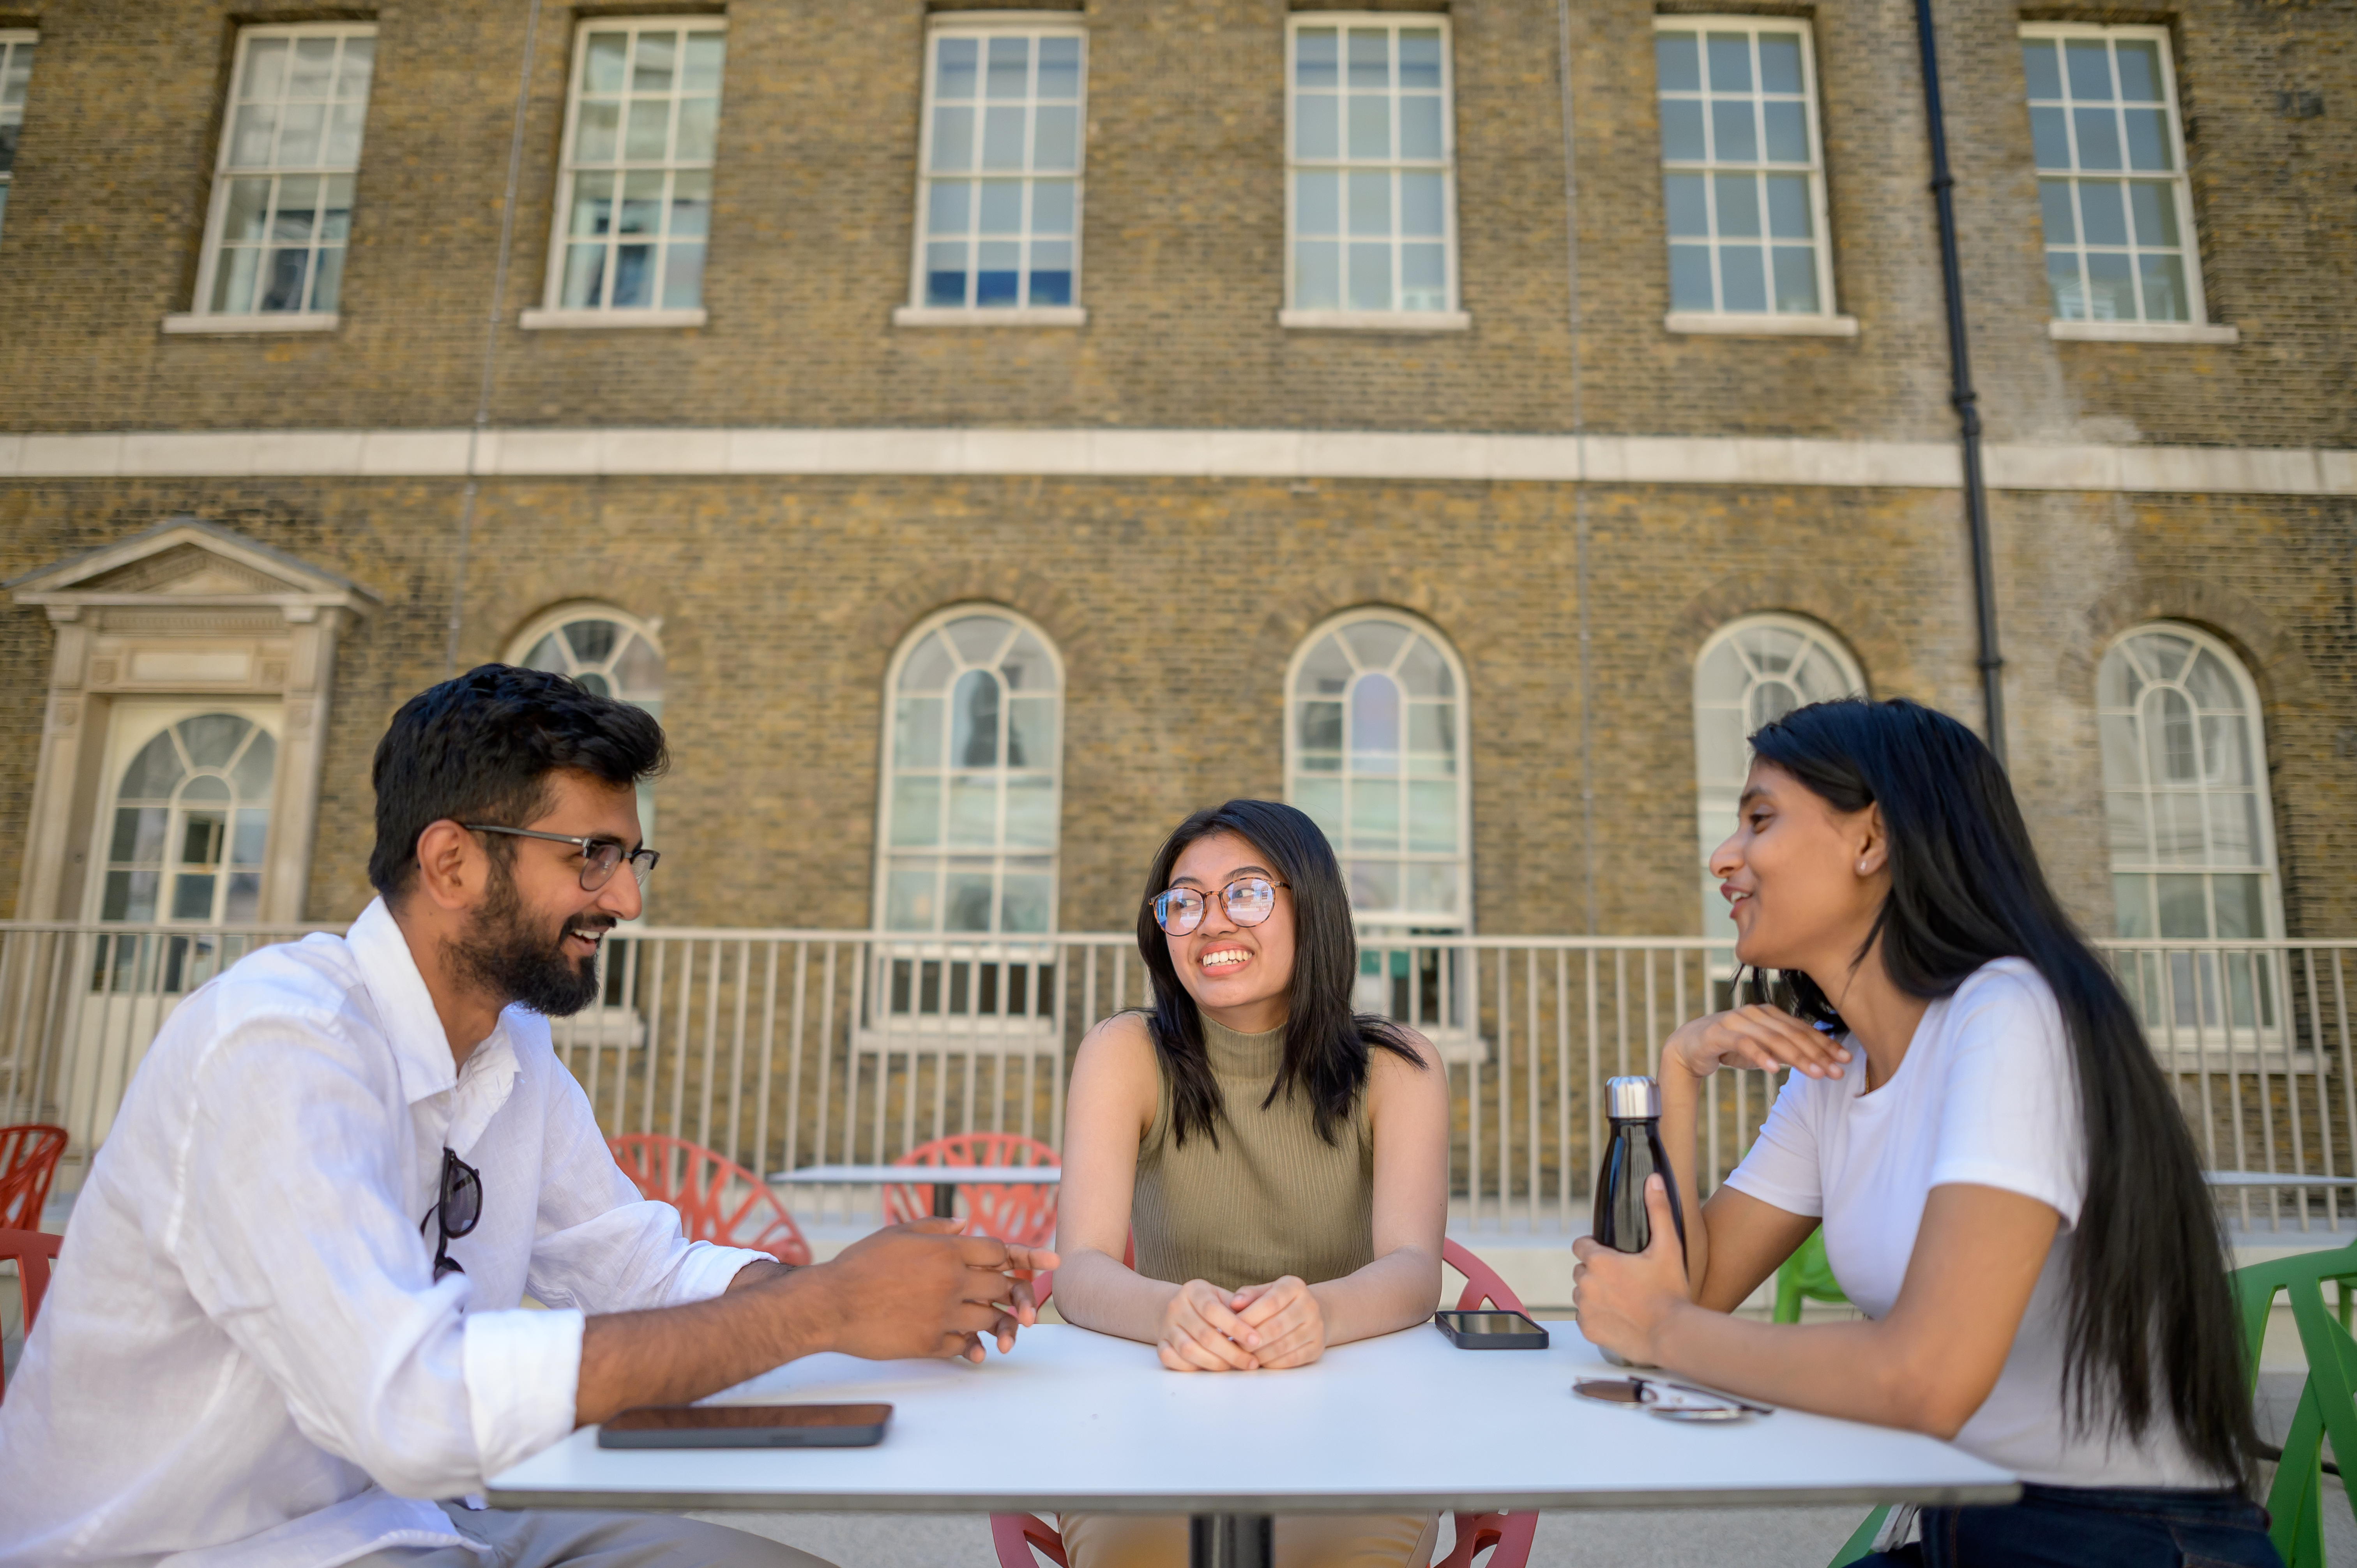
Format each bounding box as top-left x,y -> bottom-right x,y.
1151,876 -> 1289,936
463,824 -> 661,891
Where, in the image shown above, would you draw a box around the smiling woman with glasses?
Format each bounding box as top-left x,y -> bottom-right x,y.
1049,799 -> 1450,1568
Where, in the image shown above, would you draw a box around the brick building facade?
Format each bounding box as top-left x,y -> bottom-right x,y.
0,0 -> 2350,955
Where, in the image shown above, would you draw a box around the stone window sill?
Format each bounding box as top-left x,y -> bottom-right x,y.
1664,312 -> 1859,338
2049,320 -> 2239,345
161,313 -> 338,335
1279,309 -> 1471,333
892,305 -> 1088,328
518,307 -> 708,330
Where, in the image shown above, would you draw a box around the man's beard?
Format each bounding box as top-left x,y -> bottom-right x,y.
446,860 -> 610,1018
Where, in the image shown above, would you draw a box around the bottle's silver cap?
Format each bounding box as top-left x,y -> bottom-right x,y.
1605,1075 -> 1661,1119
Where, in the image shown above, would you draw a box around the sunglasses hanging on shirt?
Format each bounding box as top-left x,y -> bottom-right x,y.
420,1148 -> 482,1283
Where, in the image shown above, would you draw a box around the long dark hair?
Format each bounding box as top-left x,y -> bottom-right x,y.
1745,697 -> 2257,1487
1134,800 -> 1425,1148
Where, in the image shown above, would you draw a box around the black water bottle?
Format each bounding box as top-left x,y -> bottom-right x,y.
1592,1075 -> 1688,1258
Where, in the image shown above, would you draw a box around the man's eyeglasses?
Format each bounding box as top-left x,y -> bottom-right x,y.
421,1148 -> 481,1284
463,825 -> 660,890
1150,877 -> 1290,936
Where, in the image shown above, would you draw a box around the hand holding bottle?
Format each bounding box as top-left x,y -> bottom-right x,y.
1662,1005 -> 1852,1082
1571,1174 -> 1691,1364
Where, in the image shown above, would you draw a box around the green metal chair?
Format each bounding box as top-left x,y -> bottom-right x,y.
2233,1239 -> 2357,1568
1774,1232 -> 1894,1567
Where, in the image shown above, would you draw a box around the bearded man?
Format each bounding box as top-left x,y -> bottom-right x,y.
0,665 -> 1054,1568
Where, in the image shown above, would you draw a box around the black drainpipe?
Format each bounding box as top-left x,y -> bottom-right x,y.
1913,0 -> 2007,765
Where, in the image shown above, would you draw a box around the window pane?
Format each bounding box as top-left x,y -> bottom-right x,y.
2046,250 -> 2083,319
1032,179 -> 1075,235
1762,101 -> 1807,163
932,106 -> 974,171
2028,106 -> 2070,169
624,98 -> 670,161
1720,245 -> 1767,311
634,32 -> 676,92
668,169 -> 710,238
1664,173 -> 1708,237
1035,105 -> 1078,171
979,180 -> 1022,233
2123,107 -> 2170,171
1349,779 -> 1400,850
2129,181 -> 2178,246
1669,244 -> 1714,310
1296,94 -> 1338,159
1706,33 -> 1751,92
1656,32 -> 1700,93
562,243 -> 606,307
1401,172 -> 1444,237
1297,171 -> 1339,235
1348,30 -> 1388,88
928,179 -> 971,235
2065,39 -> 2113,100
311,246 -> 346,312
1399,30 -> 1442,89
1765,173 -> 1811,238
1400,96 -> 1443,160
1714,173 -> 1760,238
2115,39 -> 2162,102
2022,39 -> 2062,101
1347,95 -> 1389,160
2037,179 -> 2075,242
1401,244 -> 1444,309
683,32 -> 724,92
1348,170 -> 1390,236
937,37 -> 977,99
611,244 -> 654,306
1039,37 -> 1081,98
2079,180 -> 2127,246
981,105 -> 1025,170
1710,99 -> 1756,162
2138,252 -> 2187,322
1297,29 -> 1337,87
986,36 -> 1029,99
659,242 -> 702,308
1771,247 -> 1818,313
1295,240 -> 1341,308
1659,100 -> 1705,162
676,96 -> 716,162
925,240 -> 970,302
2086,250 -> 2134,320
1348,242 -> 1390,309
1758,34 -> 1803,94
886,866 -> 937,931
1006,777 -> 1056,848
2074,106 -> 2122,170
1406,781 -> 1457,852
576,100 -> 620,163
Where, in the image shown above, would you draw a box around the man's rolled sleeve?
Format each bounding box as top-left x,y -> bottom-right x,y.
669,1241 -> 782,1305
463,1306 -> 585,1476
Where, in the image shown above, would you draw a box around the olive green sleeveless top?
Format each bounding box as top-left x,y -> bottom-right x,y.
1130,1016 -> 1376,1294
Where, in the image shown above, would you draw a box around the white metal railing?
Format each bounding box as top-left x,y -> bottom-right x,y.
4,922 -> 2352,1233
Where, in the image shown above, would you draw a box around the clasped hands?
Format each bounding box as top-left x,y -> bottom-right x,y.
1157,1275 -> 1325,1372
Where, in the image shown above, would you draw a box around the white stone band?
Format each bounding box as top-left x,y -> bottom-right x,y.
0,428 -> 2348,495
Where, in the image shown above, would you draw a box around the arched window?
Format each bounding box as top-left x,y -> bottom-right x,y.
876,608 -> 1064,936
1692,614 -> 1863,943
95,709 -> 279,928
2099,624 -> 2281,946
512,607 -> 666,717
510,606 -> 666,845
1287,610 -> 1470,930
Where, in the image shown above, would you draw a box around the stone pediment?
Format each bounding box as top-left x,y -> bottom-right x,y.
7,518 -> 377,618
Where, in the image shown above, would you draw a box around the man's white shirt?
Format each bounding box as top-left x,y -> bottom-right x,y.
0,898 -> 771,1567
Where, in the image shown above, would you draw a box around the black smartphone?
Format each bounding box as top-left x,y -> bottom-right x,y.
597,1402 -> 892,1449
1432,1308 -> 1550,1349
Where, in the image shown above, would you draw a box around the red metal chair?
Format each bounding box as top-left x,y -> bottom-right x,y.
990,1238 -> 1537,1568
1,1227 -> 63,1403
608,1134 -> 812,1266
0,1125 -> 69,1233
882,1132 -> 1059,1248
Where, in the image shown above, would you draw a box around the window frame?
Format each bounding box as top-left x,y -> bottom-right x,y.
1691,613 -> 1864,948
1651,15 -> 1841,331
1281,12 -> 1467,332
898,14 -> 1091,327
2019,22 -> 2228,342
871,605 -> 1067,942
84,700 -> 284,930
2097,621 -> 2284,943
184,22 -> 377,328
531,15 -> 728,329
0,30 -> 35,244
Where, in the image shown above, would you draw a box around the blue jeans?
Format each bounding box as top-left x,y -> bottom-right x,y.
1861,1483 -> 2283,1568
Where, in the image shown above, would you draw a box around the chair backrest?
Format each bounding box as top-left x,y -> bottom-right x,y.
0,1227 -> 64,1403
2232,1240 -> 2357,1568
1773,1228 -> 1848,1323
0,1126 -> 69,1234
882,1132 -> 1059,1247
608,1135 -> 812,1266
1443,1237 -> 1527,1315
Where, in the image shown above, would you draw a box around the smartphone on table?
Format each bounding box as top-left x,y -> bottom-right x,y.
1432,1309 -> 1551,1349
598,1403 -> 892,1449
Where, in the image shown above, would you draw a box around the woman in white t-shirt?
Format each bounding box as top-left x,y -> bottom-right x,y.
1572,697 -> 2279,1568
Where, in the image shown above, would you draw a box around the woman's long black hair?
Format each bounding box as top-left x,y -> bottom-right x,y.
1135,799 -> 1426,1148
1745,697 -> 2257,1487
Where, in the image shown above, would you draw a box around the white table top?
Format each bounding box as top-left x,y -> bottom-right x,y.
486,1323 -> 2015,1517
770,1164 -> 1061,1185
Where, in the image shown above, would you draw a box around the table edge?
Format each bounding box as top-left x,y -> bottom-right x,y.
482,1482 -> 2021,1515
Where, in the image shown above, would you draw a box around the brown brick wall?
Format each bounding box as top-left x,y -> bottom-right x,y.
5,476 -> 2351,941
0,0 -> 2348,446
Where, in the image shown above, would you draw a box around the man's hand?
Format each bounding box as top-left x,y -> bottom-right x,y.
574,1219 -> 1058,1426
1571,1175 -> 1692,1363
818,1218 -> 1058,1364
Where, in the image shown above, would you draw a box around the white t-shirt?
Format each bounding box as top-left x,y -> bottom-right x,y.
1723,957 -> 2218,1489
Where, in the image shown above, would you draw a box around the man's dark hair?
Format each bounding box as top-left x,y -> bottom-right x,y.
368,663 -> 668,900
